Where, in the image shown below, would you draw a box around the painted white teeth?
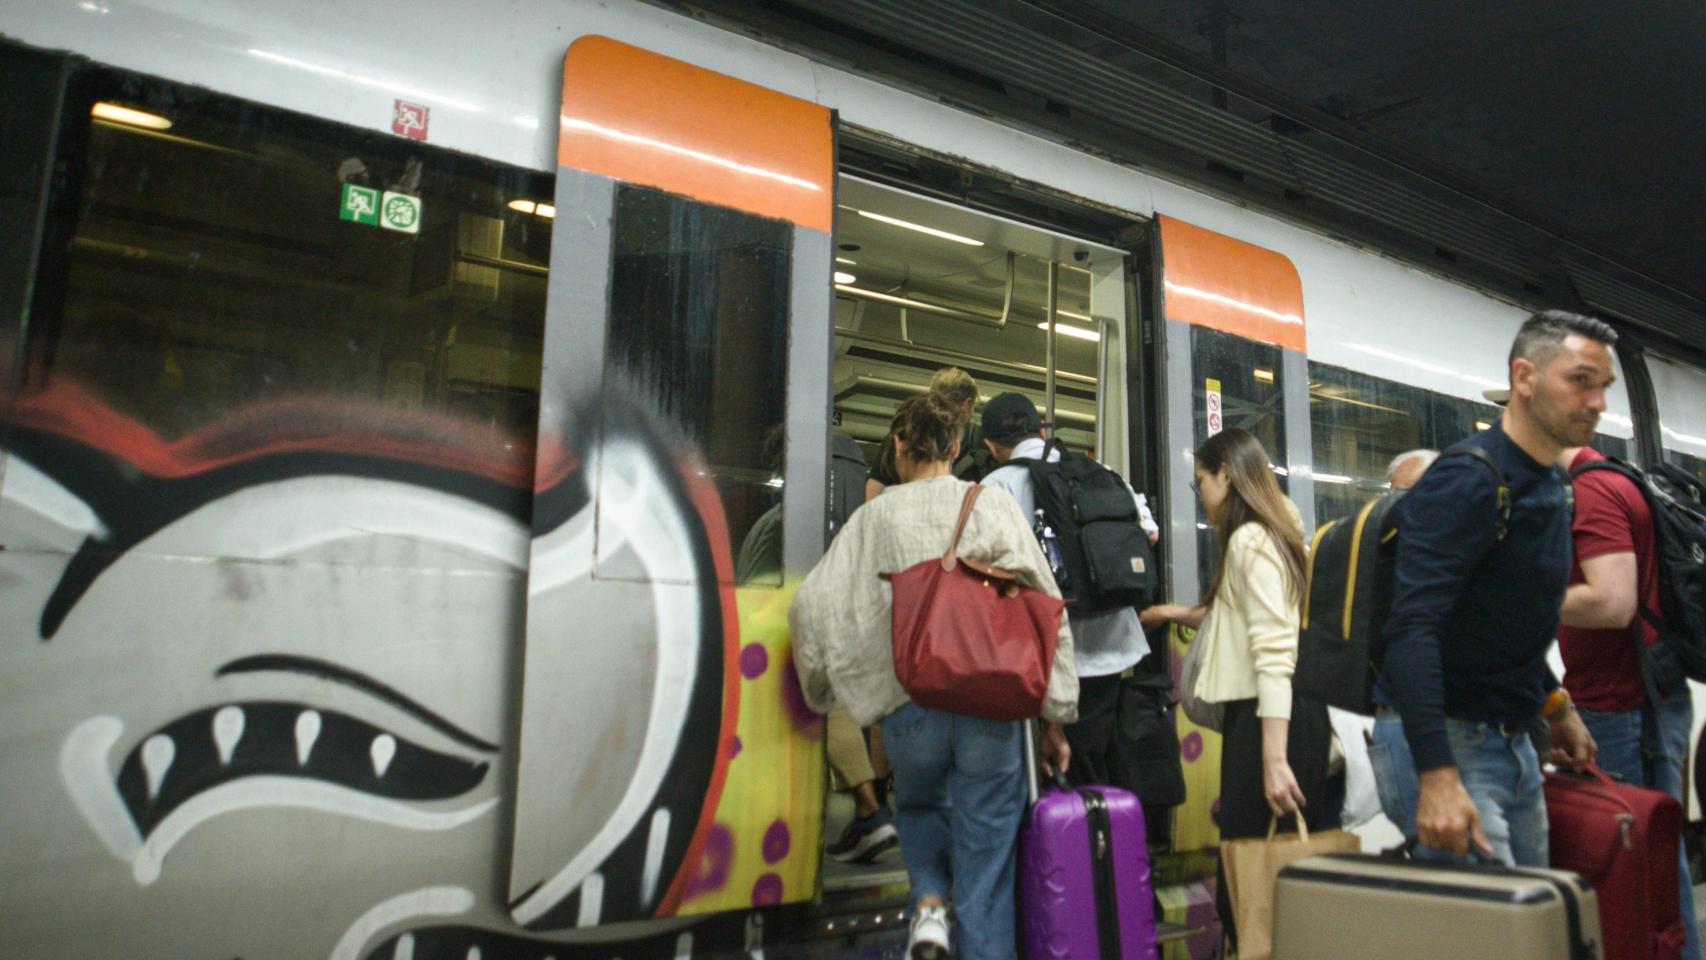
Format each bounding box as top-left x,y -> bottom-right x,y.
212,706 -> 245,766
294,710 -> 322,766
392,931 -> 415,960
370,734 -> 397,778
141,734 -> 175,801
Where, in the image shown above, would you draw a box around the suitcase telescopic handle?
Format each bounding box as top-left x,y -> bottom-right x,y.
1023,721 -> 1072,806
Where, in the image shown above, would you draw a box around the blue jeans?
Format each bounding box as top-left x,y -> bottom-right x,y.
1578,696 -> 1701,960
1369,710 -> 1549,867
881,702 -> 1026,960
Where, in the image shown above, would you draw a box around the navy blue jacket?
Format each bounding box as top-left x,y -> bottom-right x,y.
1377,419 -> 1572,772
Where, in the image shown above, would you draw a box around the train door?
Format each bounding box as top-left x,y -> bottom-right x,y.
508,37 -> 834,929
1149,215 -> 1307,950
825,173 -> 1137,891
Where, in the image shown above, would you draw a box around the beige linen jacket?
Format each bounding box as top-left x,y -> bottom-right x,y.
789,474 -> 1078,727
1192,519 -> 1303,720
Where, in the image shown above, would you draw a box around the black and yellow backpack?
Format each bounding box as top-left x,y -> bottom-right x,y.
1291,444 -> 1510,714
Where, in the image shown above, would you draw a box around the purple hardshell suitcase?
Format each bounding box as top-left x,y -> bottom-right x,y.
1019,759 -> 1159,960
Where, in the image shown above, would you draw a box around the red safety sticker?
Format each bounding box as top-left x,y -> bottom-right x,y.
392,100 -> 429,140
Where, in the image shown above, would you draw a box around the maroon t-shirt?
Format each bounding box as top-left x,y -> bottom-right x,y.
1557,447 -> 1663,711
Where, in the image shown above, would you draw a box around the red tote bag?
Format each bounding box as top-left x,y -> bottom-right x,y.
884,485 -> 1065,721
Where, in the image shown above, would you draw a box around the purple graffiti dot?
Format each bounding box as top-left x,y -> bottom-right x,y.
762,819 -> 791,863
780,661 -> 825,741
752,873 -> 784,907
1181,731 -> 1204,762
729,735 -> 743,759
740,643 -> 770,679
680,824 -> 735,900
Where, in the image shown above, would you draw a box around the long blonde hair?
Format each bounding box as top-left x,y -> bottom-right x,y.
1196,428 -> 1306,608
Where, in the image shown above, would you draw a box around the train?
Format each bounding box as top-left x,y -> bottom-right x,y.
3,1 -> 1705,958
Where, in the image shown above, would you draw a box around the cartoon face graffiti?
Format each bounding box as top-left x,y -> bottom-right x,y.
0,381 -> 740,959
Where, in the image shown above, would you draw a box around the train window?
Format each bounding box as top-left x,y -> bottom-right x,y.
1647,351 -> 1706,486
1305,362 -> 1630,524
1191,326 -> 1288,586
26,74 -> 551,480
605,184 -> 791,584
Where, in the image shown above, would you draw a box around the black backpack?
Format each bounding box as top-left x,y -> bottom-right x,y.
1016,439 -> 1158,614
1569,456 -> 1706,686
1293,443 -> 1511,714
826,431 -> 867,542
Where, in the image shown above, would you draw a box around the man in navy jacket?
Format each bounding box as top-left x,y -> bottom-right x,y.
1371,311 -> 1608,865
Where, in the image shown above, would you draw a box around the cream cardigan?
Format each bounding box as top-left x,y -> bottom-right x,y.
789,475 -> 1078,727
1193,520 -> 1303,720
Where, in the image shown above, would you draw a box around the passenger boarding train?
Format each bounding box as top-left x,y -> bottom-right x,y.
3,1 -> 1705,957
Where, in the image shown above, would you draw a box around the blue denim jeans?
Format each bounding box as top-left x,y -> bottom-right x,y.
1369,710 -> 1549,867
1578,696 -> 1701,960
880,702 -> 1026,960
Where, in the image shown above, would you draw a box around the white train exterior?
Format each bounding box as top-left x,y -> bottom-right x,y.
3,1 -> 1704,958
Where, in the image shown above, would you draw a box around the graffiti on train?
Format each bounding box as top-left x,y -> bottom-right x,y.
0,377 -> 822,958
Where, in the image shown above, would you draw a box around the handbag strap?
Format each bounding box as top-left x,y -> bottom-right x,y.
940,484 -> 983,571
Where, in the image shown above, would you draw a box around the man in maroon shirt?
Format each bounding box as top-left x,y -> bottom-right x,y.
1558,443 -> 1700,960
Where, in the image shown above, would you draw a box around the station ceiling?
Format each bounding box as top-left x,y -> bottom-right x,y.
674,0 -> 1706,346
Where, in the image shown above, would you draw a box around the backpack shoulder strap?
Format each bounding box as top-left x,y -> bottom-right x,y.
1439,442 -> 1512,541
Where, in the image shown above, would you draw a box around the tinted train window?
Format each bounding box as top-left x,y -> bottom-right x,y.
23,77 -> 551,477
1305,362 -> 1630,523
1647,352 -> 1706,488
606,184 -> 791,583
1191,326 -> 1287,588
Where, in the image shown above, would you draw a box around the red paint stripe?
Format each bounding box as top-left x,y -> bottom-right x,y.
7,382 -> 576,490
655,451 -> 743,916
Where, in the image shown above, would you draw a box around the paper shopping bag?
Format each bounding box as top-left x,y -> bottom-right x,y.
1220,817 -> 1360,960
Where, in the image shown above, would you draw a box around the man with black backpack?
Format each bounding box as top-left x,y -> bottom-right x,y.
1559,442 -> 1703,959
979,393 -> 1183,810
1372,311 -> 1603,866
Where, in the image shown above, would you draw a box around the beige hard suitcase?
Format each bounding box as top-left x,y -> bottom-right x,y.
1272,853 -> 1603,960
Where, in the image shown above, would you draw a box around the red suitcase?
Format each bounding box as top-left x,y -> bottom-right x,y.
1545,764 -> 1687,960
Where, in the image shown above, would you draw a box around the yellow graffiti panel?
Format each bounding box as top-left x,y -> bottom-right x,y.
678,580 -> 825,914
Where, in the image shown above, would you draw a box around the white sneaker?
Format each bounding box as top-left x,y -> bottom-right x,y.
908,903 -> 950,960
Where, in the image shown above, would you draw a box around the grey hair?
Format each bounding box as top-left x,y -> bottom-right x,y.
1386,448 -> 1440,483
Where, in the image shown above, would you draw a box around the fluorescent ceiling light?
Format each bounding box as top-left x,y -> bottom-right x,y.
92,102 -> 171,130
835,257 -> 857,266
852,208 -> 983,246
834,271 -> 856,284
1311,472 -> 1355,485
535,203 -> 555,219
1253,368 -> 1274,383
1037,321 -> 1099,342
1475,420 -> 1492,431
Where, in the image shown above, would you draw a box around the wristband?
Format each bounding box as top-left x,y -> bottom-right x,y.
1544,688 -> 1572,721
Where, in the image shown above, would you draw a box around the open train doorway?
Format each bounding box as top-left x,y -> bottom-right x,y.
821,171 -> 1142,894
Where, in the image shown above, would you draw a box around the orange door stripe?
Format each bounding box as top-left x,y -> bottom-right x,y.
1159,215 -> 1306,352
560,36 -> 834,232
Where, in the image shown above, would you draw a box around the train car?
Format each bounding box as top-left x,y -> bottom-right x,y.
3,2 -> 1705,958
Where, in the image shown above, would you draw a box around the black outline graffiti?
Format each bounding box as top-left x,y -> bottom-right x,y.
217,655 -> 501,753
